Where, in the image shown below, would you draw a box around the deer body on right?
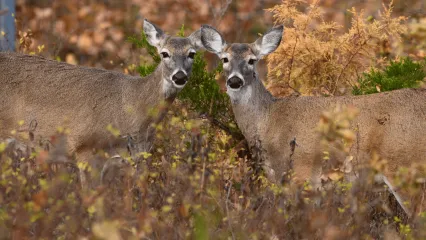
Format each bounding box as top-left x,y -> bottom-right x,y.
201,25 -> 426,215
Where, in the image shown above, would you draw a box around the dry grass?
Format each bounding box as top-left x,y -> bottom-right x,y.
1,105 -> 425,239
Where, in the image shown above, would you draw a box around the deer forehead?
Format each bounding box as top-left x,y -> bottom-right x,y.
163,37 -> 194,54
225,43 -> 255,59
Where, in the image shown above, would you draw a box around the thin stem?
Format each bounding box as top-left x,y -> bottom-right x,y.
287,0 -> 319,90
215,0 -> 233,27
225,172 -> 235,240
332,38 -> 370,95
287,37 -> 298,85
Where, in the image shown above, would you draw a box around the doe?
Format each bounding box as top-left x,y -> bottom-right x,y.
0,19 -> 204,187
201,24 -> 426,215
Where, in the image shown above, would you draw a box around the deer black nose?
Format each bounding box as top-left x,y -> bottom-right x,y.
227,76 -> 244,89
172,71 -> 188,86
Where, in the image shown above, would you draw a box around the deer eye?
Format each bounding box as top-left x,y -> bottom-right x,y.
188,52 -> 195,59
222,57 -> 229,63
161,52 -> 170,58
248,59 -> 256,65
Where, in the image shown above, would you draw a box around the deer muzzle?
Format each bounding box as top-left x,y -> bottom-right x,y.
172,71 -> 188,86
227,76 -> 244,90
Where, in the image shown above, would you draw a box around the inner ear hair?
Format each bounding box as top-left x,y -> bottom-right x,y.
201,25 -> 226,54
188,29 -> 204,50
143,19 -> 166,48
254,25 -> 284,58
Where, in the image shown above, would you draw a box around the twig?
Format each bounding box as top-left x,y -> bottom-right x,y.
333,6 -> 395,95
287,1 -> 319,89
214,0 -> 233,27
420,183 -> 425,214
354,123 -> 360,178
204,0 -> 233,27
379,174 -> 412,218
225,172 -> 235,240
200,157 -> 206,194
287,37 -> 298,85
204,0 -> 216,20
332,40 -> 368,95
287,83 -> 301,96
200,113 -> 244,140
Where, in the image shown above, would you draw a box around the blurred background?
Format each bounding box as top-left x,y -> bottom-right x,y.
6,0 -> 424,67
0,0 -> 424,93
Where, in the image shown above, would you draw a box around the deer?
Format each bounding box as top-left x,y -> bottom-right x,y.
200,25 -> 426,216
0,19 -> 204,188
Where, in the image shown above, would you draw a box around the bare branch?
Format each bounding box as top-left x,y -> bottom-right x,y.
225,172 -> 235,240
214,0 -> 233,27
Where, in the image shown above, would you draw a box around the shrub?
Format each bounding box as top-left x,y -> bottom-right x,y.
266,0 -> 407,96
128,32 -> 161,77
352,57 -> 426,95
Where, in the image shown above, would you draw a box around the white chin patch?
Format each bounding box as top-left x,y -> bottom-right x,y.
173,82 -> 186,89
227,86 -> 242,92
227,85 -> 252,105
163,79 -> 180,99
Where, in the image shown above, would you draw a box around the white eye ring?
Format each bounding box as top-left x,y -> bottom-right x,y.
161,52 -> 170,58
188,52 -> 196,59
248,59 -> 256,65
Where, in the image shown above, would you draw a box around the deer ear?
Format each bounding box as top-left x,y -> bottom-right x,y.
143,19 -> 167,48
188,29 -> 204,50
253,25 -> 283,58
201,25 -> 226,54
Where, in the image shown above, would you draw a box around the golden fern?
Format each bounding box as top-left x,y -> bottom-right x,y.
266,0 -> 407,96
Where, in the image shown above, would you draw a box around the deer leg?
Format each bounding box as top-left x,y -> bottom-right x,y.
263,160 -> 277,181
75,149 -> 96,190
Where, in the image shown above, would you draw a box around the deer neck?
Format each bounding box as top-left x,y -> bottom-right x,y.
123,64 -> 177,148
129,62 -> 177,105
229,76 -> 275,144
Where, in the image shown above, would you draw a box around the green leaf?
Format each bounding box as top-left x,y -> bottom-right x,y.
353,57 -> 426,95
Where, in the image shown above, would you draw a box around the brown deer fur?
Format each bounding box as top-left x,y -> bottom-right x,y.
201,24 -> 426,215
0,19 -> 203,187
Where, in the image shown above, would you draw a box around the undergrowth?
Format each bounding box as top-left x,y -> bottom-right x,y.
353,57 -> 426,95
1,105 -> 425,239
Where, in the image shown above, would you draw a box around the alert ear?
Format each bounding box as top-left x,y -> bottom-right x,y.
188,28 -> 204,50
253,25 -> 284,58
201,25 -> 226,55
143,19 -> 167,49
